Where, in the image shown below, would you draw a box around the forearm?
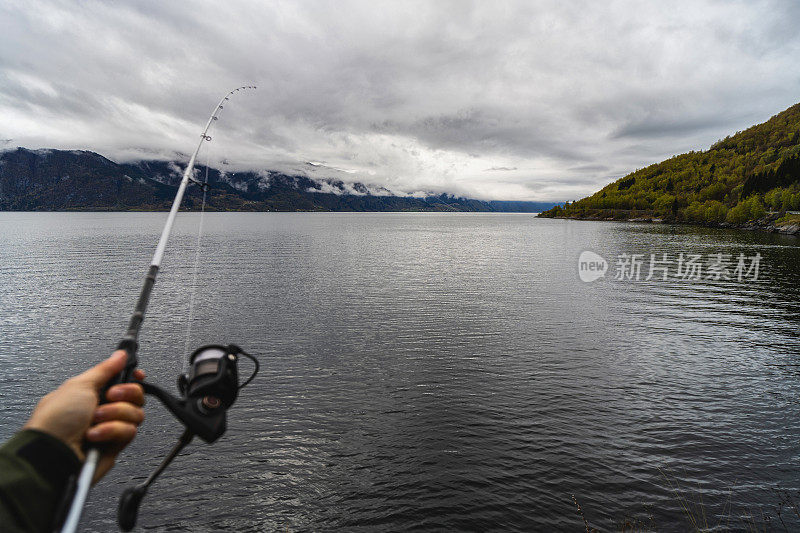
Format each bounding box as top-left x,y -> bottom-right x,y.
0,429 -> 81,533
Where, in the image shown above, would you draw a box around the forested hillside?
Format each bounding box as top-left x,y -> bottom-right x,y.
540,102 -> 800,225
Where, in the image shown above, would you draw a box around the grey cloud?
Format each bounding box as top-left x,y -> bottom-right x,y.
568,164 -> 610,173
0,0 -> 799,201
612,114 -> 733,140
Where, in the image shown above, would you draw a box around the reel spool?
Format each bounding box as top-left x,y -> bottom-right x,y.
179,345 -> 241,412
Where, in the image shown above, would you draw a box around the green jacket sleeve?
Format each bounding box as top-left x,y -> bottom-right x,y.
0,429 -> 81,533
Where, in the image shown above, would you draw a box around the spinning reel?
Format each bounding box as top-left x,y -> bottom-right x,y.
117,344 -> 259,531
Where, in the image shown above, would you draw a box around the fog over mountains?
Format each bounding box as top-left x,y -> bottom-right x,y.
0,148 -> 557,212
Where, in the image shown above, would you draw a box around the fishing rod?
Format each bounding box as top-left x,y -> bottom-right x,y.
58,86 -> 259,533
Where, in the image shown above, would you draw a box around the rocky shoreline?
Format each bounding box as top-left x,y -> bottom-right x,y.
540,213 -> 800,236
740,216 -> 800,235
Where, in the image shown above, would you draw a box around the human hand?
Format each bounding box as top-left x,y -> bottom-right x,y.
23,350 -> 146,484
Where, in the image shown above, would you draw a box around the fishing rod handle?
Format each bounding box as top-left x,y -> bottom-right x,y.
123,265 -> 159,342
106,263 -> 160,390
59,337 -> 144,532
58,448 -> 100,533
59,338 -> 140,533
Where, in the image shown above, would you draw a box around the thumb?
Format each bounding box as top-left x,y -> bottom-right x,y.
76,350 -> 128,389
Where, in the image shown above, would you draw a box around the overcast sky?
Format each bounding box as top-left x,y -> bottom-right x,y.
1,0 -> 799,201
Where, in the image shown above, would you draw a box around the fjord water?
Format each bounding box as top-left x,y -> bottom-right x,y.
1,212 -> 799,531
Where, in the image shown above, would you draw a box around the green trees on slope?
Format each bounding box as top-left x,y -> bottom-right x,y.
541,102 -> 800,224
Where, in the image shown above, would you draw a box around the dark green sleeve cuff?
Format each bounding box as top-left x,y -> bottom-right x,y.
0,429 -> 81,532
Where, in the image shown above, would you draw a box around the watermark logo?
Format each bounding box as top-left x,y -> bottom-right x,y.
578,250 -> 762,283
578,251 -> 608,282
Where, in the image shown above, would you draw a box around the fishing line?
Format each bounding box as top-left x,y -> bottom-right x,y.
182,138 -> 212,372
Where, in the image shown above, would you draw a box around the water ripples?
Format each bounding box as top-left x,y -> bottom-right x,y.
1,213 -> 799,531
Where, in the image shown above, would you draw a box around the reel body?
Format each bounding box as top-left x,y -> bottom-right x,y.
145,344 -> 240,443
117,344 -> 258,531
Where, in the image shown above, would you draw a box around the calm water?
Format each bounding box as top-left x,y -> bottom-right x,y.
1,212 -> 799,532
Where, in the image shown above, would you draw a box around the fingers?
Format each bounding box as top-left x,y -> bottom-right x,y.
106,383 -> 145,406
133,368 -> 146,381
93,402 -> 145,425
86,420 -> 138,445
89,420 -> 138,484
87,376 -> 146,485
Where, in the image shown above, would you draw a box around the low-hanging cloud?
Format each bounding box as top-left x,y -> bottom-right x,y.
1,0 -> 799,201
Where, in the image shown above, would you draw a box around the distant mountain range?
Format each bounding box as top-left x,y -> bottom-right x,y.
0,148 -> 558,213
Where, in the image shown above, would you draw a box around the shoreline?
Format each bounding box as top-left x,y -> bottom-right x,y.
539,214 -> 800,236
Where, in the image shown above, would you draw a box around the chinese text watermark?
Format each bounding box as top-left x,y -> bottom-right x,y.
578,251 -> 762,283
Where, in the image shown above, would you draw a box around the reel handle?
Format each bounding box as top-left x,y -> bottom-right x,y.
117,486 -> 146,532
118,430 -> 194,532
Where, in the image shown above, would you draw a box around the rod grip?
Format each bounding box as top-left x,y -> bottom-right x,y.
115,337 -> 140,382
98,338 -> 139,403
